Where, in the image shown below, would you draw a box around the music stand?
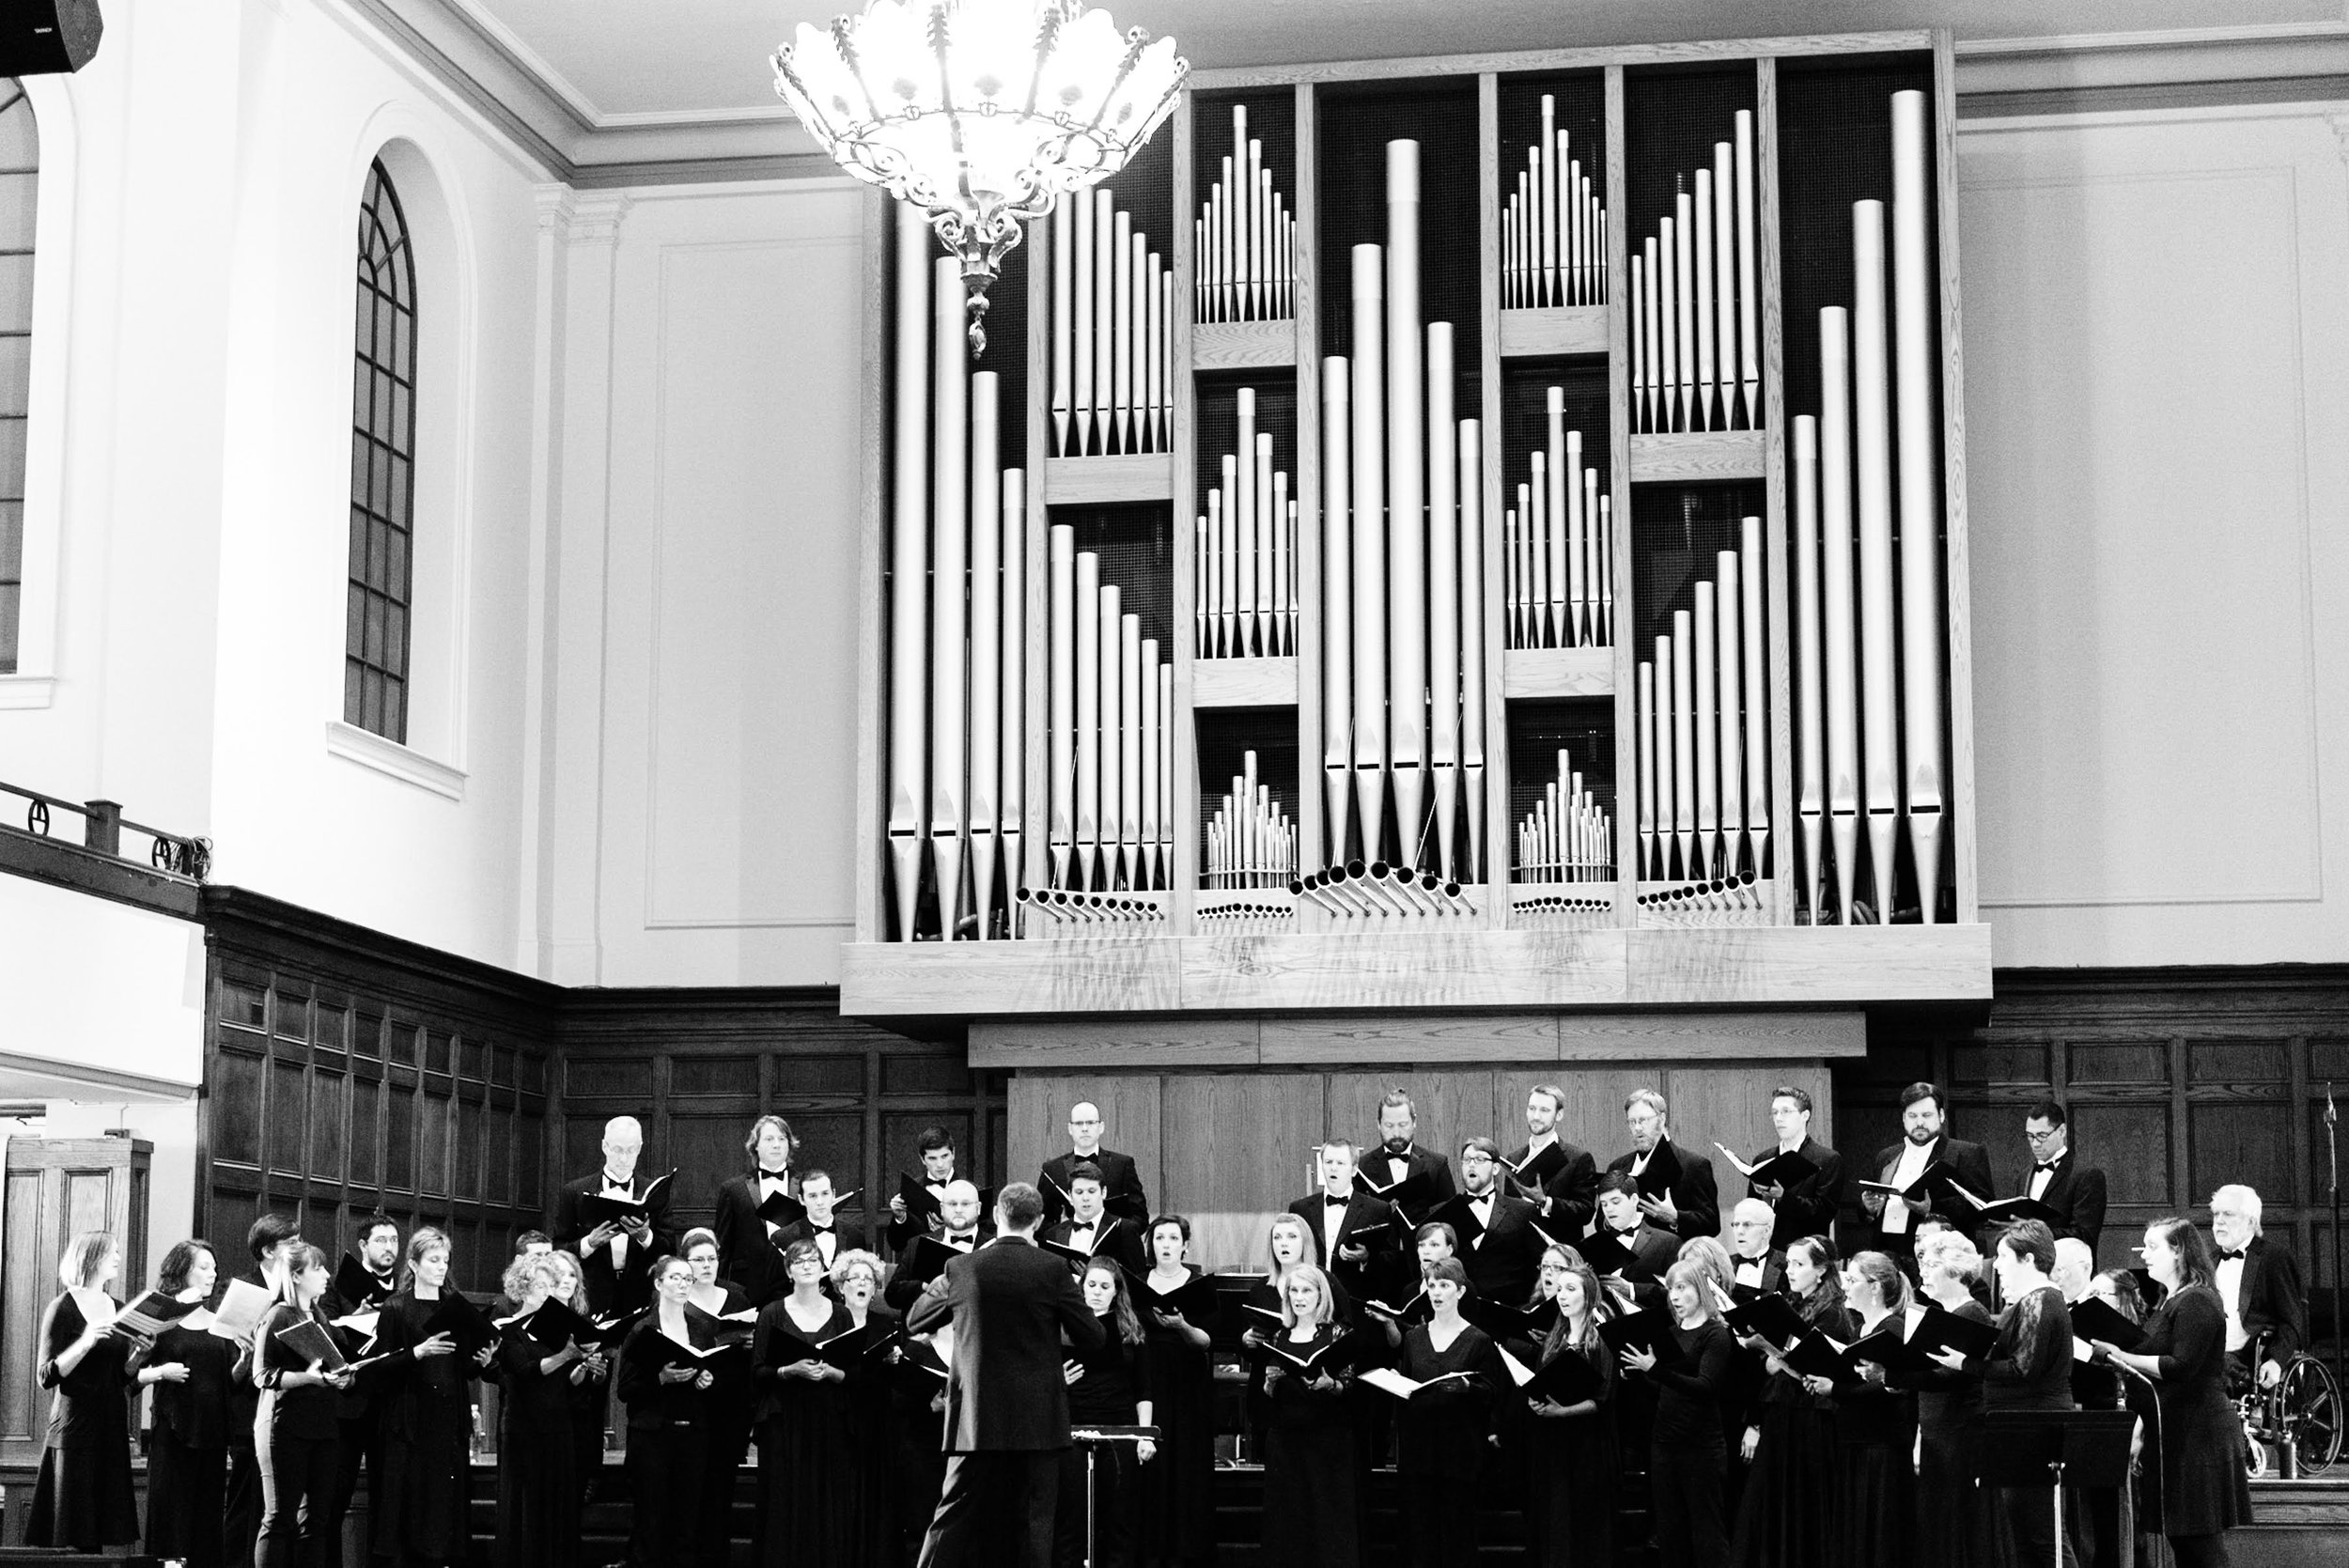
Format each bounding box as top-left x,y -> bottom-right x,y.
1979,1410 -> 2136,1568
1069,1422 -> 1160,1568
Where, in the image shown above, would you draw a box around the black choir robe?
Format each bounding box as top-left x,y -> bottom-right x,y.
1504,1136 -> 1602,1237
1456,1192 -> 1547,1306
1285,1190 -> 1402,1303
1865,1134 -> 1995,1249
2021,1151 -> 2108,1251
1361,1141 -> 1457,1223
711,1171 -> 794,1306
552,1170 -> 678,1317
1606,1135 -> 1719,1241
2225,1234 -> 2307,1366
1752,1135 -> 1844,1250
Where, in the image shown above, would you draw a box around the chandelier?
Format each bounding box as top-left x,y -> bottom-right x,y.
775,0 -> 1187,354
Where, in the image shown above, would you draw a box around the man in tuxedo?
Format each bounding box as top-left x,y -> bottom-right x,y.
1364,1091 -> 1458,1223
1286,1141 -> 1402,1302
553,1114 -> 675,1317
886,1180 -> 997,1310
1506,1082 -> 1602,1236
1861,1081 -> 1994,1271
225,1213 -> 301,1568
1747,1086 -> 1845,1250
1587,1175 -> 1678,1284
2020,1101 -> 2108,1251
712,1114 -> 800,1305
772,1169 -> 864,1275
1037,1102 -> 1150,1227
889,1126 -> 965,1254
2210,1184 -> 2307,1389
1040,1161 -> 1147,1277
1609,1088 -> 1719,1241
910,1183 -> 1104,1568
1446,1139 -> 1546,1305
321,1213 -> 400,1568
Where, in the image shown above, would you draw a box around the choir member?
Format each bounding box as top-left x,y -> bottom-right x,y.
1619,1258 -> 1734,1568
1677,1233 -> 1751,1513
322,1213 -> 400,1568
1731,1234 -> 1850,1568
2021,1102 -> 2108,1250
1747,1087 -> 1845,1250
1724,1200 -> 1785,1294
832,1250 -> 900,1567
1133,1215 -> 1216,1567
1610,1089 -> 1720,1241
1258,1264 -> 1357,1568
883,1179 -> 992,1311
887,1302 -> 951,1564
1590,1172 -> 1677,1283
493,1250 -> 588,1568
1828,1251 -> 1919,1568
1042,1160 -> 1149,1277
543,1250 -> 613,1510
1908,1229 -> 1994,1568
1039,1101 -> 1152,1226
1240,1215 -> 1322,1456
227,1213 -> 302,1568
619,1256 -> 717,1568
2090,1269 -> 2144,1322
886,1126 -> 965,1254
141,1239 -> 239,1568
368,1227 -> 491,1568
254,1244 -> 356,1568
1506,1083 -> 1601,1234
2207,1184 -> 2306,1389
712,1115 -> 799,1307
556,1115 -> 677,1316
1365,1091 -> 1458,1222
1286,1141 -> 1401,1303
2053,1238 -> 2129,1568
1056,1259 -> 1158,1568
1450,1138 -> 1546,1305
27,1231 -> 140,1552
1523,1248 -> 1618,1568
1860,1082 -> 1994,1270
754,1238 -> 856,1568
1392,1259 -> 1502,1568
2092,1219 -> 2254,1568
1931,1220 -> 2077,1568
682,1229 -> 756,1568
773,1169 -> 863,1271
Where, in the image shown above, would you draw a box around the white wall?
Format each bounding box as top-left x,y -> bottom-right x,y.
1959,103 -> 2349,968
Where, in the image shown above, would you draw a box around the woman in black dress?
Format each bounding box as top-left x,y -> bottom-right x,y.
254,1244 -> 357,1568
493,1250 -> 588,1568
28,1231 -> 140,1551
544,1250 -> 612,1514
1732,1234 -> 1851,1568
1059,1259 -> 1157,1568
1133,1214 -> 1215,1568
683,1227 -> 755,1568
753,1238 -> 855,1568
2090,1219 -> 2251,1568
1524,1247 -> 1617,1568
1620,1258 -> 1734,1568
1930,1219 -> 2077,1568
1258,1262 -> 1356,1568
1910,1229 -> 1996,1568
619,1255 -> 717,1568
1241,1214 -> 1322,1458
369,1227 -> 491,1568
140,1239 -> 240,1568
833,1250 -> 902,1568
1392,1257 -> 1501,1568
1827,1250 -> 1919,1568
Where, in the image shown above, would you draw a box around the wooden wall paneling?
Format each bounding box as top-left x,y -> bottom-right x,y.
1263,1012 -> 1555,1064
1,1166 -> 41,1464
1548,1064 -> 1654,1172
1,1138 -> 154,1468
1160,1071 -> 1325,1269
1664,1061 -> 1830,1236
1005,1073 -> 1165,1212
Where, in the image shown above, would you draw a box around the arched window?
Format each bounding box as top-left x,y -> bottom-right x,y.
347,158 -> 417,741
0,81 -> 36,675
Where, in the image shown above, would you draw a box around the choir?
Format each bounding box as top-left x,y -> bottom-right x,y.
18,1086 -> 2288,1568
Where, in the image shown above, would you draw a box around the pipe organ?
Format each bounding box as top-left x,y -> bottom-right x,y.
848,31 -> 1986,1020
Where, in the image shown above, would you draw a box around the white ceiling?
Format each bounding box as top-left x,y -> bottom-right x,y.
458,0 -> 2348,125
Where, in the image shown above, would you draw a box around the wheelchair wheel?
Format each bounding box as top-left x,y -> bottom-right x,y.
2279,1354 -> 2343,1474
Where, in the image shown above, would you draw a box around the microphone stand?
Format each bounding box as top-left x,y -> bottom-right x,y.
2327,1082 -> 2341,1395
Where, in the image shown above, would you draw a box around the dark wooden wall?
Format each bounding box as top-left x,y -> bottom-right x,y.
1839,965 -> 2346,1359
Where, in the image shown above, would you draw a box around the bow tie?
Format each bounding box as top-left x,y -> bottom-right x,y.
1324,1194 -> 1351,1209
2219,1249 -> 2246,1262
2033,1161 -> 2059,1174
809,1224 -> 834,1235
757,1169 -> 789,1181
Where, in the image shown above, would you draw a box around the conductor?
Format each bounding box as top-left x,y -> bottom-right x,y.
910,1181 -> 1106,1568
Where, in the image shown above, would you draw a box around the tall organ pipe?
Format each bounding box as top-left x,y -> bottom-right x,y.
1074,551 -> 1100,889
1717,550 -> 1743,873
1322,357 -> 1353,863
1119,612 -> 1142,890
1819,311 -> 1860,924
887,204 -> 931,942
1853,201 -> 1900,921
1049,525 -> 1075,890
1653,633 -> 1676,880
1693,167 -> 1715,429
1237,391 -> 1258,656
1740,515 -> 1768,875
1072,193 -> 1094,456
1712,143 -> 1735,430
1793,421 -> 1823,915
928,258 -> 970,938
1001,470 -> 1026,905
1098,582 -> 1123,891
1141,637 -> 1161,889
1051,210 -> 1071,456
1428,323 -> 1459,879
1350,242 -> 1389,864
1693,582 -> 1718,876
1545,393 -> 1566,646
1735,110 -> 1760,428
1671,612 -> 1694,877
1892,90 -> 1946,923
968,373 -> 1002,939
1092,190 -> 1113,456
1387,141 -> 1427,868
1638,661 -> 1657,877
1459,419 -> 1486,879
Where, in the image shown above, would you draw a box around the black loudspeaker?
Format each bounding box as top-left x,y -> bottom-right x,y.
1,0 -> 102,77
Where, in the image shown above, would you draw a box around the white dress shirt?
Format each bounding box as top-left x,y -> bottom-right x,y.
601,1172 -> 637,1270
1882,1140 -> 1933,1234
2028,1157 -> 2058,1202
2217,1251 -> 2248,1351
1321,1193 -> 1350,1261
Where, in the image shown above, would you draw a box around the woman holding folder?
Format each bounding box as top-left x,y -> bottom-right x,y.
1523,1248 -> 1616,1568
544,1250 -> 612,1515
1910,1230 -> 1995,1568
832,1250 -> 901,1567
1730,1235 -> 1850,1568
1387,1257 -> 1501,1568
1133,1215 -> 1216,1568
620,1255 -> 717,1568
1058,1259 -> 1157,1568
369,1227 -> 490,1568
494,1251 -> 591,1568
1240,1215 -> 1321,1456
253,1243 -> 356,1568
1257,1263 -> 1354,1568
683,1228 -> 756,1568
752,1238 -> 856,1568
1618,1258 -> 1734,1568
141,1240 -> 240,1568
1826,1251 -> 1919,1568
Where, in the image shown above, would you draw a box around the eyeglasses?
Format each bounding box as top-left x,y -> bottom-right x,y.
2022,1128 -> 2061,1143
